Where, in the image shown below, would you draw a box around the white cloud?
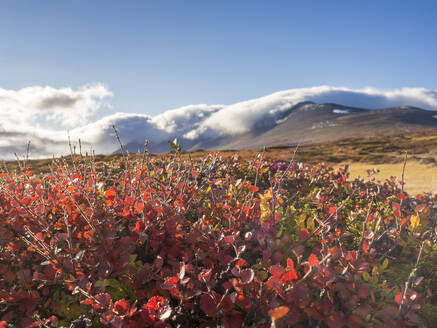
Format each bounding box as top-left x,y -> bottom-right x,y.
185,86 -> 437,140
1,85 -> 437,159
0,84 -> 112,128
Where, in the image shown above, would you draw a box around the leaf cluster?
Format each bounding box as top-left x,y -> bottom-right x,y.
0,152 -> 435,327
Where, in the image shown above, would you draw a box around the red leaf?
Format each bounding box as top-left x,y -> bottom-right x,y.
114,299 -> 130,315
268,306 -> 289,321
95,293 -> 112,309
362,241 -> 369,254
198,268 -> 213,282
141,296 -> 169,324
328,246 -> 340,259
161,276 -> 178,290
309,254 -> 320,267
81,298 -> 95,305
347,314 -> 363,328
329,206 -> 337,215
395,293 -> 403,305
224,311 -> 243,328
125,196 -> 134,206
270,265 -> 285,277
265,276 -> 282,291
281,269 -> 298,283
200,294 -> 218,316
396,193 -> 408,200
146,296 -> 165,311
363,231 -> 374,240
286,258 -> 295,270
358,286 -> 369,299
300,228 -> 310,240
235,258 -> 247,268
135,202 -> 144,213
240,268 -> 254,284
133,220 -> 144,232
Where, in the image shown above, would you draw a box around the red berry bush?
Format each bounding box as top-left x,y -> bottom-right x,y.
0,152 -> 436,327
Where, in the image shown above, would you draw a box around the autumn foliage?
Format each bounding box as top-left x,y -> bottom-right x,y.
0,151 -> 436,327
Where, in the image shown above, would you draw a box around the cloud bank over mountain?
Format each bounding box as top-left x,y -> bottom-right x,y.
1,85 -> 437,159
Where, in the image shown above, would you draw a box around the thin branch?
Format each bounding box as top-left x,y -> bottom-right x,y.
401,151 -> 408,193
398,241 -> 424,315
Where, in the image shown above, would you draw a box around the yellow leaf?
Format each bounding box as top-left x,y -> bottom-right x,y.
410,215 -> 420,229
259,189 -> 273,222
306,217 -> 315,231
424,239 -> 433,253
227,184 -> 233,197
381,258 -> 389,270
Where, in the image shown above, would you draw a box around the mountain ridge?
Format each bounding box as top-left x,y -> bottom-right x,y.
120,103 -> 437,153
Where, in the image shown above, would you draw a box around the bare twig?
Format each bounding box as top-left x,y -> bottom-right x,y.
25,140 -> 31,167
112,125 -> 129,169
398,241 -> 424,315
401,151 -> 408,193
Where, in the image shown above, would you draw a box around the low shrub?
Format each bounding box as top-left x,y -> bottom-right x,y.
0,152 -> 435,327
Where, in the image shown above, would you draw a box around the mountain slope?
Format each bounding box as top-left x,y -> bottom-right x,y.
215,104 -> 437,150
121,103 -> 437,153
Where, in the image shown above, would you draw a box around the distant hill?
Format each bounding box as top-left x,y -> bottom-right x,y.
121,102 -> 437,153
217,103 -> 437,149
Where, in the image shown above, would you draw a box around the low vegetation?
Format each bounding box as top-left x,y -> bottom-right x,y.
0,145 -> 436,327
5,132 -> 437,196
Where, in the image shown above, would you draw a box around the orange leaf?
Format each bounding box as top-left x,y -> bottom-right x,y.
135,202 -> 145,213
105,188 -> 116,199
268,306 -> 289,320
328,246 -> 340,259
235,258 -> 247,268
242,206 -> 251,212
399,218 -> 408,226
247,184 -> 259,193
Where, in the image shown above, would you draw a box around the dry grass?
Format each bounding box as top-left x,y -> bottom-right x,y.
338,161 -> 437,196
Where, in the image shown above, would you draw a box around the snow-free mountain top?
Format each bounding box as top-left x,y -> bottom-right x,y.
2,85 -> 437,159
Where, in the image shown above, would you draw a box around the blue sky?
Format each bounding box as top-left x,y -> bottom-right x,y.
1,0 -> 436,116
1,1 -> 437,159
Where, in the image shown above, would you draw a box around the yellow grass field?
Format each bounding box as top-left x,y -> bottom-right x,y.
340,161 -> 437,196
